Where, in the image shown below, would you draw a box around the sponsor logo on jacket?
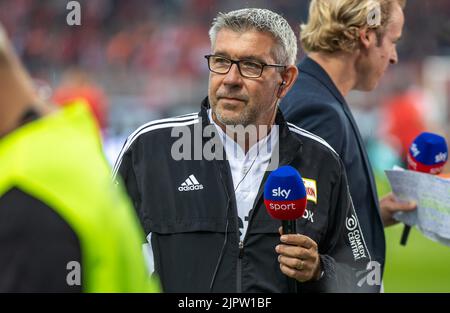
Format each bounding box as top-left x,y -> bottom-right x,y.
302,178 -> 317,204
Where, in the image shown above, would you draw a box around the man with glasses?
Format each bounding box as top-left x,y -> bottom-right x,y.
114,8 -> 370,292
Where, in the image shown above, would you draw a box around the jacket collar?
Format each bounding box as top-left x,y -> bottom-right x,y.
299,56 -> 347,106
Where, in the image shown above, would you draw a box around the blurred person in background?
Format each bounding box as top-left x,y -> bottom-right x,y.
348,92 -> 402,181
53,67 -> 109,132
379,66 -> 426,164
0,23 -> 158,293
280,0 -> 417,290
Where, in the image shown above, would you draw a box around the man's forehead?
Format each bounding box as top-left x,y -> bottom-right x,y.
213,29 -> 276,61
386,4 -> 404,37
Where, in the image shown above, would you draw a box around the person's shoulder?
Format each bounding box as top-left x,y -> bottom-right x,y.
287,123 -> 339,157
282,96 -> 344,119
287,123 -> 344,178
281,94 -> 347,140
112,112 -> 201,176
122,112 -> 200,150
284,70 -> 334,101
281,83 -> 342,122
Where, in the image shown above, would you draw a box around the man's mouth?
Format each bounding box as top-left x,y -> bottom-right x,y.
218,97 -> 246,103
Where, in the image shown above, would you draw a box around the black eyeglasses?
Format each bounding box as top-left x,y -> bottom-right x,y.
205,54 -> 286,78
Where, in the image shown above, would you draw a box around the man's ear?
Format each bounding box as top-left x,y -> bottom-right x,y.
359,27 -> 376,50
277,65 -> 299,99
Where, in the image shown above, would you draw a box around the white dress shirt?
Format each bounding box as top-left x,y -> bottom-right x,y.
209,110 -> 279,241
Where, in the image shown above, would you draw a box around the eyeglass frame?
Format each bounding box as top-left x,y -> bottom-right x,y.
204,54 -> 287,78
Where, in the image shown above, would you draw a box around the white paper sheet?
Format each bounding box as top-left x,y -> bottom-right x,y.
385,169 -> 450,246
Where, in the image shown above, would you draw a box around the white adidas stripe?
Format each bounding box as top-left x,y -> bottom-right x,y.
287,123 -> 338,156
112,117 -> 200,179
189,174 -> 200,185
126,113 -> 198,144
112,113 -> 198,173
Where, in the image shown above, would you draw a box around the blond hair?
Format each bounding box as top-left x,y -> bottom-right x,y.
300,0 -> 406,53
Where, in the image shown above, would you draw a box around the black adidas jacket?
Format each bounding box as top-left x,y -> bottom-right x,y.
114,98 -> 372,293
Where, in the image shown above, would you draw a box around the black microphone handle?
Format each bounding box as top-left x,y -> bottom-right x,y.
400,224 -> 411,246
282,220 -> 297,234
281,220 -> 298,293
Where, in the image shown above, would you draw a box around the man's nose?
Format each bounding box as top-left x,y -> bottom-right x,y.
390,48 -> 398,65
223,63 -> 244,85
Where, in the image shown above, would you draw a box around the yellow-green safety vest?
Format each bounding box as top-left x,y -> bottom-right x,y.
0,101 -> 159,292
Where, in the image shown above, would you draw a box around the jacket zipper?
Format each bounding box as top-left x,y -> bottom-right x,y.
232,167 -> 268,293
236,190 -> 266,293
237,240 -> 244,293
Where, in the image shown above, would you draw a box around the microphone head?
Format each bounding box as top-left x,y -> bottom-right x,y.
263,165 -> 307,221
407,132 -> 448,174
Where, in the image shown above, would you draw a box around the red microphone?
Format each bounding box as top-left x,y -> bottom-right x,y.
263,166 -> 307,234
263,166 -> 307,293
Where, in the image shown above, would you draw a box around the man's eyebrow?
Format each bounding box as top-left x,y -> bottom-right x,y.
240,55 -> 268,64
213,51 -> 268,64
213,51 -> 230,58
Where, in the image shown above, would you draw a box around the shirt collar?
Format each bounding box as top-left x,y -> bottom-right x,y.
207,108 -> 279,160
200,97 -> 303,167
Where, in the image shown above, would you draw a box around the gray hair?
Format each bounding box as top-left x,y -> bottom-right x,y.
208,8 -> 297,65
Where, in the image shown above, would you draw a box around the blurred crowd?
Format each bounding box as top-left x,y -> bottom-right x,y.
1,0 -> 449,168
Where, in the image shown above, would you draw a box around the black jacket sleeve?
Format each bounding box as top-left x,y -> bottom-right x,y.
0,188 -> 82,292
115,147 -> 148,236
302,160 -> 374,292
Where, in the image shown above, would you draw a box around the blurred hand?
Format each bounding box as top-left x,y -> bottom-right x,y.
380,192 -> 417,227
276,227 -> 321,282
